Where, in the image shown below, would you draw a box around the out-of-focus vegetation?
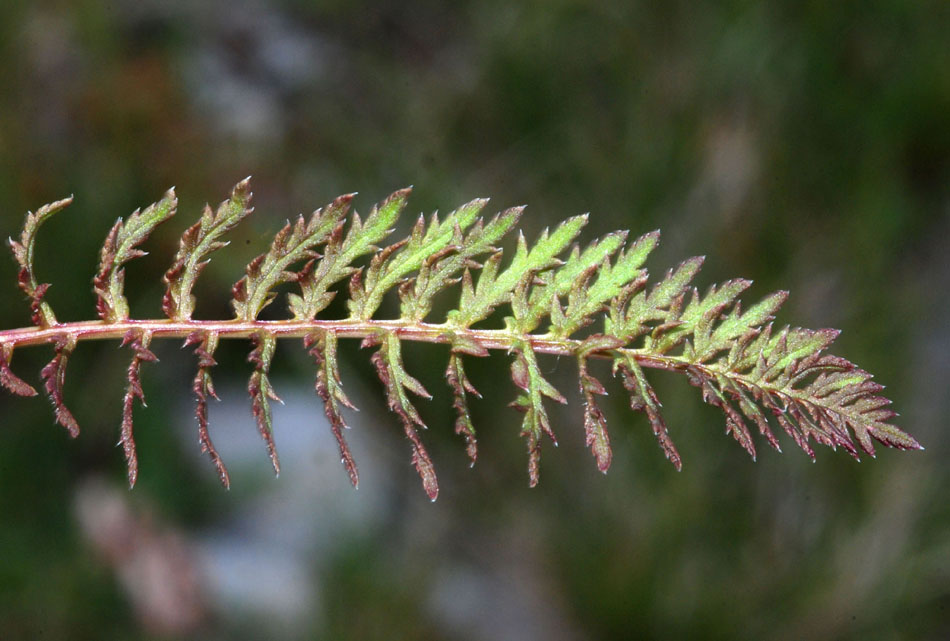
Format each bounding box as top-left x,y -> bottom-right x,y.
0,1 -> 947,639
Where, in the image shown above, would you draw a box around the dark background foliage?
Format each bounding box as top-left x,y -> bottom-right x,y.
0,1 -> 947,639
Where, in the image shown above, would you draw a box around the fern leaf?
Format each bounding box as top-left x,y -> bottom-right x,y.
440,332 -> 492,465
232,194 -> 352,320
614,351 -> 682,470
40,334 -> 80,438
698,291 -> 788,362
399,203 -> 522,322
164,179 -> 253,320
348,197 -> 490,320
610,255 -> 704,342
689,366 -> 758,459
577,335 -> 625,472
649,279 -> 753,355
521,229 -> 626,332
509,341 -> 567,486
578,359 -> 612,472
8,195 -> 73,327
1,183 -> 922,497
94,189 -> 177,322
185,331 -> 230,488
0,343 -> 37,397
446,347 -> 482,465
716,372 -> 782,452
248,331 -> 281,475
449,214 -> 588,329
120,330 -> 157,487
554,230 -> 658,338
306,331 -> 359,488
289,189 -> 401,320
366,331 -> 438,500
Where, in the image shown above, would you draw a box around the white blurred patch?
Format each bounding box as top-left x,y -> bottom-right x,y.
174,380 -> 394,630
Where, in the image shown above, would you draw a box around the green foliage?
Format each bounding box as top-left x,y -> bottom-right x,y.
290,189 -> 404,321
93,190 -> 177,322
448,213 -> 586,329
0,181 -> 922,497
9,195 -> 73,327
307,331 -> 359,487
119,330 -> 157,487
186,330 -> 229,488
366,330 -> 438,499
248,331 -> 281,475
347,194 -> 501,321
164,179 -> 253,320
41,335 -> 80,438
232,192 -> 352,321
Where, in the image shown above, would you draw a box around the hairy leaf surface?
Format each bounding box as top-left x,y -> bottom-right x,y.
2,181 -> 921,497
94,190 -> 178,322
165,179 -> 253,320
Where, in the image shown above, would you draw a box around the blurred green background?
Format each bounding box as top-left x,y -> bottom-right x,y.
1,1 -> 948,639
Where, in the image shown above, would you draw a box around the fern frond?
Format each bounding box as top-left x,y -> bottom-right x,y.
232,194 -> 352,321
365,331 -> 438,499
1,181 -> 922,497
347,196 -> 495,320
446,345 -> 483,464
577,335 -> 625,472
94,190 -> 177,322
509,340 -> 567,487
0,343 -> 36,397
120,330 -> 157,487
40,334 -> 80,438
306,330 -> 359,488
9,195 -> 73,327
400,202 -> 521,322
551,231 -> 657,338
448,214 -> 586,329
164,178 -> 253,320
185,330 -> 230,488
289,189 -> 401,320
248,331 -> 281,475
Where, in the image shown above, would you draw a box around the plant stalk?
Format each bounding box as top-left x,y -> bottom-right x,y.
0,317 -> 887,434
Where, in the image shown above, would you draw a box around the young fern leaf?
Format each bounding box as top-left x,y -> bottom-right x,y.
164,179 -> 253,320
448,214 -> 587,329
607,256 -> 705,343
233,194 -> 352,321
248,331 -> 282,475
445,338 -> 487,465
0,343 -> 37,397
509,341 -> 567,487
1,180 -> 922,497
120,330 -> 157,487
185,331 -> 230,488
94,190 -> 177,322
400,203 -> 522,322
553,231 -> 658,338
9,195 -> 73,327
348,198 -> 494,320
41,334 -> 80,438
306,330 -> 359,488
614,351 -> 682,470
521,229 -> 626,333
289,189 -> 401,320
366,331 -> 438,500
577,335 -> 625,472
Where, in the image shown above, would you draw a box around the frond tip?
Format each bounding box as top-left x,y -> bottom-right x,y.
1,180 -> 921,497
